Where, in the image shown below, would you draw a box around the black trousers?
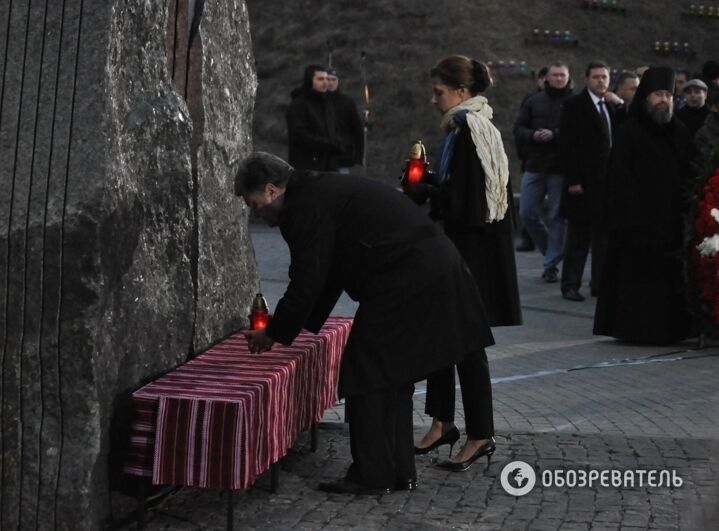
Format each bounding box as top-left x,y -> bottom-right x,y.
344,384 -> 416,488
424,349 -> 494,439
560,221 -> 608,295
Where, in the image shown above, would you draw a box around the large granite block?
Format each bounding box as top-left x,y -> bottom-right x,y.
0,0 -> 258,528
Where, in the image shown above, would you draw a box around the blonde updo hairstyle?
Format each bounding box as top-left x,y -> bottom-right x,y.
430,55 -> 493,95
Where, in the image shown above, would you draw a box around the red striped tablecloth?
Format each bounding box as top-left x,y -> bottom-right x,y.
123,317 -> 352,490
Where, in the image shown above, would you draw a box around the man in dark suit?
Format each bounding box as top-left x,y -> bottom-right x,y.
236,152 -> 494,494
559,62 -> 615,301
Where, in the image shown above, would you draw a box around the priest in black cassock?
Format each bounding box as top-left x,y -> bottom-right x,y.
594,66 -> 695,345
236,152 -> 494,494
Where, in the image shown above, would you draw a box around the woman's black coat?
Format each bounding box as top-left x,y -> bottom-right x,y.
432,125 -> 522,327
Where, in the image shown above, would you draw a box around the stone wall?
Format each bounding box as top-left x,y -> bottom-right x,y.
0,1 -> 258,528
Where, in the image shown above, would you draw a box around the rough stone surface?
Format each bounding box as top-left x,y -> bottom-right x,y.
0,1 -> 257,529
193,0 -> 259,351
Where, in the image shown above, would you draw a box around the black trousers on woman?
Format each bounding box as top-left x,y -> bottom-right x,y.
344,383 -> 416,488
424,349 -> 494,439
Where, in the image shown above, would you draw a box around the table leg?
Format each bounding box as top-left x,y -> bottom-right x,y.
136,479 -> 147,529
310,423 -> 318,452
270,462 -> 280,493
227,489 -> 234,531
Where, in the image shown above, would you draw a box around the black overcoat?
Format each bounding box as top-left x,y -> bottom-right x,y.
593,107 -> 695,344
434,125 -> 522,327
329,90 -> 364,167
265,171 -> 495,397
286,91 -> 342,171
559,89 -> 615,224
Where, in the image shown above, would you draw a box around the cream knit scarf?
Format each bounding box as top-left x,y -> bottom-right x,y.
440,95 -> 509,222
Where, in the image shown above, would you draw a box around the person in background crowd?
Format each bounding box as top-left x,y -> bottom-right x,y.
513,62 -> 573,283
605,71 -> 639,127
326,66 -> 365,174
515,66 -> 548,252
677,79 -> 710,137
594,67 -> 695,345
558,62 -> 615,302
635,65 -> 650,78
237,152 -> 494,495
285,65 -> 344,171
701,60 -> 719,94
674,69 -> 691,110
695,89 -> 719,161
413,55 -> 520,472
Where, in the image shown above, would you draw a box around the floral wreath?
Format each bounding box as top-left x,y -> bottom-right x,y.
686,148 -> 719,336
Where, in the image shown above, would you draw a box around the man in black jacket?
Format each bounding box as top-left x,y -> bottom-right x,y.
326,67 -> 364,172
237,152 -> 494,494
558,62 -> 616,301
513,63 -> 573,282
286,65 -> 345,171
676,78 -> 709,137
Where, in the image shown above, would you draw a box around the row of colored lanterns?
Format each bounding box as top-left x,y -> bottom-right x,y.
687,4 -> 719,16
582,0 -> 625,12
530,29 -> 576,42
653,41 -> 694,55
486,61 -> 531,75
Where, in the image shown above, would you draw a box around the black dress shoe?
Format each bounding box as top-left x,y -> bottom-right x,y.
542,267 -> 559,283
414,426 -> 460,455
515,239 -> 535,252
435,438 -> 496,472
562,289 -> 585,302
317,477 -> 391,495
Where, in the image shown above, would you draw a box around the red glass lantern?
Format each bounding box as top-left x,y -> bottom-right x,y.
249,293 -> 270,330
401,140 -> 430,189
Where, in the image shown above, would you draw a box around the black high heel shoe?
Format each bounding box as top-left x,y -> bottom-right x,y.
435,437 -> 496,472
414,426 -> 460,455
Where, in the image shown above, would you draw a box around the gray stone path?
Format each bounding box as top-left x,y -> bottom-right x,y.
112,223 -> 719,530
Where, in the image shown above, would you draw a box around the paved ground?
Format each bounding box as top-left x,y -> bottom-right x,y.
113,222 -> 719,530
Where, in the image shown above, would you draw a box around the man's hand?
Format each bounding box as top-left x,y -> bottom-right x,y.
568,184 -> 584,195
243,329 -> 276,354
533,129 -> 554,142
603,91 -> 623,106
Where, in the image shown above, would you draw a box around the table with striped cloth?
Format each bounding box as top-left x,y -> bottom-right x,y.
123,317 -> 352,491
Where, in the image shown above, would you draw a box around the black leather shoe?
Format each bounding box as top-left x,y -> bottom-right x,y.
395,478 -> 418,491
515,239 -> 535,252
562,289 -> 585,302
435,438 -> 496,472
414,426 -> 460,455
317,477 -> 391,495
542,267 -> 559,283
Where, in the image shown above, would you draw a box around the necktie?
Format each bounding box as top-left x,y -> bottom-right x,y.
597,100 -> 611,147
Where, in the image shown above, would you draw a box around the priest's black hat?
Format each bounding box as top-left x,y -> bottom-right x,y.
636,66 -> 676,100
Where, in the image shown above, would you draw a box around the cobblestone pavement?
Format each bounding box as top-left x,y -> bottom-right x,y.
112,224 -> 719,530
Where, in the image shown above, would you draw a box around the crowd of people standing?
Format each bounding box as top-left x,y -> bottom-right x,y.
514,59 -> 719,345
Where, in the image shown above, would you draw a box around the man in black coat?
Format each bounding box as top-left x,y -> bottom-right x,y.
286,65 -> 345,171
676,78 -> 710,137
326,67 -> 365,172
594,67 -> 695,345
236,152 -> 494,494
558,62 -> 616,301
